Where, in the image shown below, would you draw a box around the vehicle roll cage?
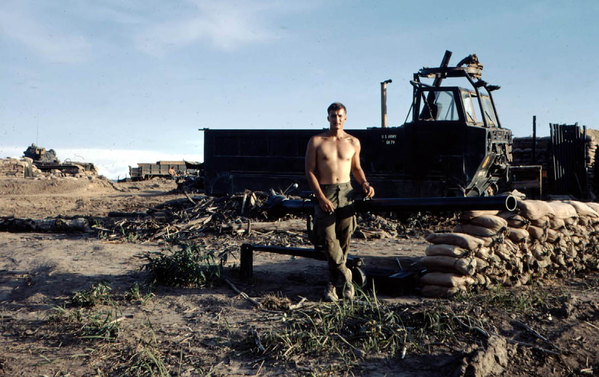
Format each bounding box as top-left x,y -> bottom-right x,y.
406,51 -> 503,129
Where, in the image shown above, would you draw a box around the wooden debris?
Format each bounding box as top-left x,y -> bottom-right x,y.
0,217 -> 89,232
223,278 -> 261,308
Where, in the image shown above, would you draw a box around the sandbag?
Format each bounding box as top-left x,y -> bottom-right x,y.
578,216 -> 591,227
546,228 -> 560,243
495,241 -> 517,261
552,254 -> 567,267
530,216 -> 550,228
453,224 -> 504,238
563,216 -> 578,227
474,274 -> 486,286
527,225 -> 546,241
420,255 -> 477,276
549,217 -> 566,230
475,246 -> 491,260
475,257 -> 489,272
420,284 -> 463,298
535,258 -> 552,269
547,201 -> 577,220
517,200 -> 555,220
508,227 -> 530,243
555,238 -> 569,251
485,253 -> 502,266
510,258 -> 524,274
425,244 -> 471,258
531,243 -> 550,261
573,224 -> 588,236
497,212 -> 530,228
466,215 -> 509,232
566,200 -> 599,218
425,232 -> 485,250
460,210 -> 500,221
585,202 -> 599,214
420,272 -> 475,287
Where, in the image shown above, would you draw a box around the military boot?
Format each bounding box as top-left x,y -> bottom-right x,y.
341,267 -> 354,300
323,283 -> 339,302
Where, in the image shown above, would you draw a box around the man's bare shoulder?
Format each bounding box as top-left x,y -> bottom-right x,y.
309,132 -> 330,143
344,132 -> 360,144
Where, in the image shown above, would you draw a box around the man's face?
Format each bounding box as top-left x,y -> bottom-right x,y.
327,109 -> 347,130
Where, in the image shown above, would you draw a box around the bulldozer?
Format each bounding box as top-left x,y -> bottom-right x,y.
202,50 -> 513,198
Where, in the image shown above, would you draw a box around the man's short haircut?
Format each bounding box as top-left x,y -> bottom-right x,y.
327,102 -> 347,115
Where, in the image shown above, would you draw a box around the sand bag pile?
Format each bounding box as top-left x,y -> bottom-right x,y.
0,158 -> 36,178
420,199 -> 599,297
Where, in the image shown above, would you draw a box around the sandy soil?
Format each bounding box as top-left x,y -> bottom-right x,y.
0,176 -> 597,376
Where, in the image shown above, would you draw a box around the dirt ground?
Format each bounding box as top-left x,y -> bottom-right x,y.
0,176 -> 597,376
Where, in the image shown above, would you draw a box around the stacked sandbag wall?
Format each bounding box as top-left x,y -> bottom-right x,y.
420,199 -> 599,297
586,130 -> 599,199
511,136 -> 551,167
0,158 -> 36,178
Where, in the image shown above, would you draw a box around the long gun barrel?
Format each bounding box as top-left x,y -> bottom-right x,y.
266,195 -> 517,218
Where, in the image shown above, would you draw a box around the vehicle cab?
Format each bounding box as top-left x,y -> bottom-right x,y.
401,52 -> 512,196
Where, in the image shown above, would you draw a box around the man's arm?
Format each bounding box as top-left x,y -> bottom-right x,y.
351,139 -> 375,198
305,137 -> 335,212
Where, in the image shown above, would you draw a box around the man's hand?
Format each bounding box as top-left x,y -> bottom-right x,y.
318,197 -> 335,214
362,181 -> 375,198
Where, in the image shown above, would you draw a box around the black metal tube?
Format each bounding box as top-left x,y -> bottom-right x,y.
243,244 -> 327,261
355,195 -> 517,212
268,195 -> 517,216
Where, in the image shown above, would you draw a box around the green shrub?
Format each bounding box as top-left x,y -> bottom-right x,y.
143,244 -> 221,287
71,281 -> 112,307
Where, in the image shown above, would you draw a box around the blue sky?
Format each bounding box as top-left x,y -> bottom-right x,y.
1,0 -> 597,179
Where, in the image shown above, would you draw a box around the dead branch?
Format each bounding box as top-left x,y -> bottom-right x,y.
250,327 -> 265,353
222,278 -> 261,308
183,191 -> 196,205
452,314 -> 561,356
288,297 -> 307,310
513,320 -> 563,353
451,314 -> 490,338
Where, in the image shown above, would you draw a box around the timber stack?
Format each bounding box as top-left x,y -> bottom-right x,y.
420,197 -> 599,297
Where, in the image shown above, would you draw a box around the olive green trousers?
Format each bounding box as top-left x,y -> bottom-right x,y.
314,182 -> 357,284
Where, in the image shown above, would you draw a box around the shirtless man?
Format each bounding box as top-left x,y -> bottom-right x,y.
305,102 -> 375,301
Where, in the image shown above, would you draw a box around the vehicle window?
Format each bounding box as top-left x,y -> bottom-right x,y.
418,90 -> 459,121
481,96 -> 498,126
434,91 -> 459,121
462,92 -> 477,122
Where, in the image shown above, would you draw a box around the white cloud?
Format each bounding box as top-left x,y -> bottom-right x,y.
0,3 -> 90,63
133,0 -> 285,55
0,0 -> 320,60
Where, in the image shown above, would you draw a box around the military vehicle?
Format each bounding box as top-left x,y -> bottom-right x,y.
202,51 -> 513,198
23,144 -> 97,176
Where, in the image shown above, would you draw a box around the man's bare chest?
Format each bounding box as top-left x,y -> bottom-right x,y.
318,139 -> 355,161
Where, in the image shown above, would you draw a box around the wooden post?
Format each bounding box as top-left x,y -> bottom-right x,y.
532,115 -> 537,165
381,79 -> 392,128
240,244 -> 254,279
